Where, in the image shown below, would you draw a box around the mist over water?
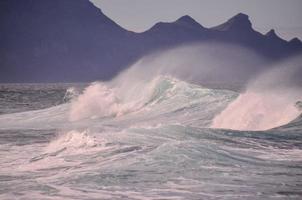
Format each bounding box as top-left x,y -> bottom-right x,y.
113,43 -> 267,89
212,56 -> 302,130
68,43 -> 260,125
71,44 -> 302,131
1,44 -> 302,199
212,90 -> 301,130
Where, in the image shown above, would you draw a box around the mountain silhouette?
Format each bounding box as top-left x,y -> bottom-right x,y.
211,13 -> 253,31
0,0 -> 301,83
0,0 -> 137,82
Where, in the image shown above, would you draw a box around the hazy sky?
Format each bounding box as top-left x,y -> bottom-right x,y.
90,0 -> 302,40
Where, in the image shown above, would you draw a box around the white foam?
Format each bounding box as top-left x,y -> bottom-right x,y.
45,130 -> 97,153
68,76 -> 177,121
212,59 -> 302,131
69,83 -> 133,121
212,91 -> 300,130
63,86 -> 80,102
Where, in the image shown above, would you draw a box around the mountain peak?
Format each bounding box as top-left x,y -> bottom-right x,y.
176,15 -> 195,23
211,13 -> 252,31
265,29 -> 287,43
226,13 -> 252,29
289,37 -> 302,45
266,29 -> 278,37
175,15 -> 204,28
232,13 -> 250,20
149,15 -> 204,31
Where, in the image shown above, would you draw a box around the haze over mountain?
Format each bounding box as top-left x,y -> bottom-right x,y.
0,0 -> 301,83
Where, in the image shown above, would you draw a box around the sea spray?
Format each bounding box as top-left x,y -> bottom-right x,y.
69,43 -> 268,122
63,87 -> 80,102
112,43 -> 266,90
1,45 -> 302,200
69,76 -> 178,121
212,56 -> 302,130
45,130 -> 97,153
211,90 -> 300,130
68,81 -> 153,121
69,83 -> 125,121
18,130 -> 105,172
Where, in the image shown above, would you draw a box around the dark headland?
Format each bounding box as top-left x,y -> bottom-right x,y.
0,0 -> 301,83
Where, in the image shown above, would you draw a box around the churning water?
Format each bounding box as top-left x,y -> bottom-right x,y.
0,75 -> 302,200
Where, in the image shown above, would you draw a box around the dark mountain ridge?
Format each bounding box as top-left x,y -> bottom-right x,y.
0,0 -> 301,83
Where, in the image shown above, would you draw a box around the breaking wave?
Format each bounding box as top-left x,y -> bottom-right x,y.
1,46 -> 302,199
212,90 -> 301,130
0,75 -> 300,131
67,74 -> 301,131
1,74 -> 302,200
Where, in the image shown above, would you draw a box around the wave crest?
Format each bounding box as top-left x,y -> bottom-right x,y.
68,76 -> 183,121
69,83 -> 133,121
212,91 -> 301,130
45,130 -> 97,153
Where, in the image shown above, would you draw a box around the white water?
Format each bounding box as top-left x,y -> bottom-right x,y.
45,130 -> 97,152
1,46 -> 302,199
0,75 -> 302,199
212,90 -> 300,130
69,83 -> 128,121
212,58 -> 302,131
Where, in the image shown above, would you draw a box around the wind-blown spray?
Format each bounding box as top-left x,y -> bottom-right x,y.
212,56 -> 302,130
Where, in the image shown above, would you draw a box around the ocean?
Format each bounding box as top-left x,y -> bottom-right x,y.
0,76 -> 301,200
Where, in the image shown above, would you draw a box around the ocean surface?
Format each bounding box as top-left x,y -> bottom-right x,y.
0,77 -> 301,200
